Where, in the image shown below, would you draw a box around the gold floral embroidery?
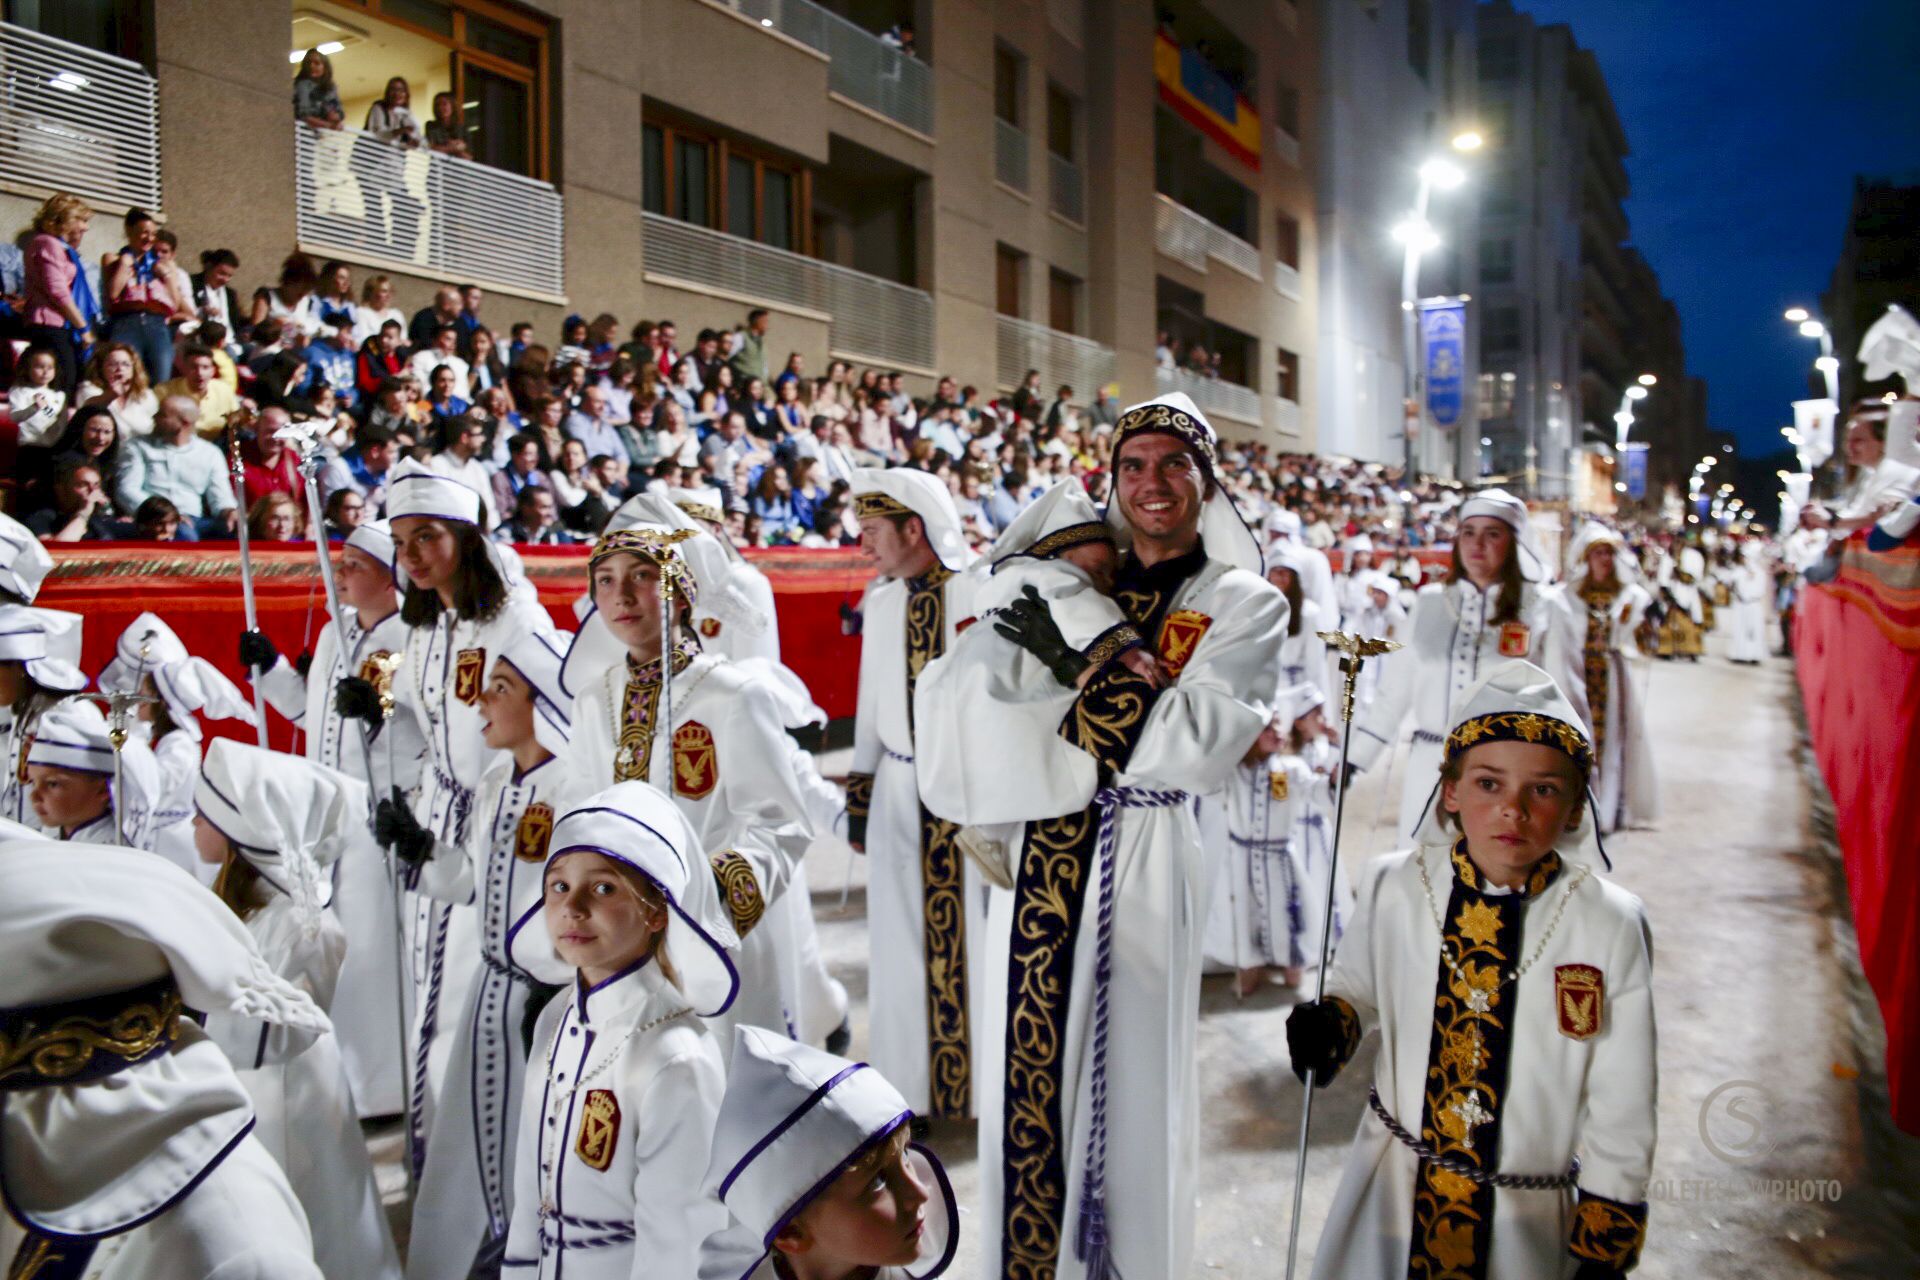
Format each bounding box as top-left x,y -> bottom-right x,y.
1455,901 -> 1503,949
1569,1192 -> 1649,1269
1443,711 -> 1592,774
0,981 -> 184,1087
1060,663 -> 1155,776
709,851 -> 765,937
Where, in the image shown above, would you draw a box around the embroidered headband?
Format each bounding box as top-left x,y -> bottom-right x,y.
853,491 -> 914,521
588,528 -> 699,606
1024,521 -> 1115,560
1444,710 -> 1593,776
670,494 -> 726,525
1111,401 -> 1220,476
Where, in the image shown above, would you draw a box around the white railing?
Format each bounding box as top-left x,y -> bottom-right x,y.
295,123 -> 563,298
0,21 -> 159,211
1153,192 -> 1261,280
1274,395 -> 1303,437
1273,260 -> 1303,301
997,315 -> 1114,401
1048,152 -> 1084,224
1156,364 -> 1261,426
995,118 -> 1029,192
642,211 -> 933,370
714,0 -> 932,135
1272,126 -> 1301,169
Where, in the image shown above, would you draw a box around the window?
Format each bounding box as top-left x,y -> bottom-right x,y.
1478,369 -> 1517,422
1275,211 -> 1301,269
994,46 -> 1024,126
645,115 -> 808,250
1483,166 -> 1519,218
996,244 -> 1026,318
1048,269 -> 1080,335
1155,110 -> 1257,240
1408,0 -> 1432,81
1276,347 -> 1300,403
1274,77 -> 1301,139
1480,35 -> 1519,81
1484,306 -> 1522,354
1481,239 -> 1514,284
6,0 -> 140,59
1046,84 -> 1076,160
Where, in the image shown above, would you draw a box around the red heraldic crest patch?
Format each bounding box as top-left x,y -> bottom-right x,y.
515,803 -> 554,863
698,617 -> 722,638
1498,621 -> 1531,657
1555,963 -> 1605,1041
454,647 -> 486,706
672,721 -> 718,799
575,1088 -> 621,1171
1156,610 -> 1213,679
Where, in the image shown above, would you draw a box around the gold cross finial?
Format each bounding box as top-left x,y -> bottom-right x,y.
1316,630 -> 1402,723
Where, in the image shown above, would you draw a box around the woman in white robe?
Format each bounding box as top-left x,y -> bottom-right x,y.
1725,542 -> 1770,664
1549,527 -> 1658,834
0,841 -> 327,1280
1350,490 -> 1580,839
193,739 -> 403,1280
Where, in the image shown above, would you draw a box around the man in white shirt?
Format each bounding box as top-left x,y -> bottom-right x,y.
406,323 -> 470,393
427,413 -> 499,530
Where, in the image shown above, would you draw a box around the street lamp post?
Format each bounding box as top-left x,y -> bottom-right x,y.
1610,373 -> 1656,508
1394,131 -> 1478,484
1784,307 -> 1841,405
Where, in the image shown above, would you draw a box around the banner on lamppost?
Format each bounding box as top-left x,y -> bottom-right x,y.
1792,398 -> 1836,469
1621,441 -> 1650,500
1420,299 -> 1466,428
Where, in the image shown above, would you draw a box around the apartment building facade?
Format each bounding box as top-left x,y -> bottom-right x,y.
2,0 -> 1324,447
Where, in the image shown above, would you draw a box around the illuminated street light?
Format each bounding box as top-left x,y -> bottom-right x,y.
1625,385 -> 1649,402
1637,373 -> 1658,387
1420,158 -> 1466,190
1451,130 -> 1484,152
1786,308 -> 1840,403
1392,217 -> 1441,254
1784,307 -> 1810,323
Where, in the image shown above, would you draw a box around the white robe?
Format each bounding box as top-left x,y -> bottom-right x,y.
1310,846 -> 1657,1279
407,753 -> 563,1280
1278,598 -> 1334,703
1726,563 -> 1770,663
144,729 -> 203,879
848,569 -> 990,1117
394,595 -> 552,1163
257,605 -> 425,1117
501,962 -> 729,1279
1550,580 -> 1659,834
920,553 -> 1285,1280
0,695 -> 54,828
202,895 -> 402,1280
1202,754 -> 1312,971
564,651 -> 810,1051
1351,580 -> 1580,839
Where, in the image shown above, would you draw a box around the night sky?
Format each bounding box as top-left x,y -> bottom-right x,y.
1511,0 -> 1920,458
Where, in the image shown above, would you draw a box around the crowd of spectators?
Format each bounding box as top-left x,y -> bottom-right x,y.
3,189 -> 1464,555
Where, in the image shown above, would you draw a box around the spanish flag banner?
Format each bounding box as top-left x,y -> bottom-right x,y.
1153,33 -> 1260,170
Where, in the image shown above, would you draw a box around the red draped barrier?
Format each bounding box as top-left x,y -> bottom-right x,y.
39,544 -> 876,750
1795,580 -> 1920,1135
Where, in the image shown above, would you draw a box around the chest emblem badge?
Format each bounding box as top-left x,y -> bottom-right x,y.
1555,964 -> 1605,1041
1497,621 -> 1531,657
672,721 -> 718,799
575,1088 -> 621,1171
454,647 -> 487,706
1156,610 -> 1213,679
515,803 -> 554,863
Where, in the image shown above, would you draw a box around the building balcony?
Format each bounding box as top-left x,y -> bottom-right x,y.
1048,151 -> 1084,225
1153,193 -> 1261,281
719,0 -> 932,136
995,118 -> 1029,193
1155,364 -> 1260,427
1273,394 -> 1303,437
0,20 -> 159,211
1273,260 -> 1303,302
996,315 -> 1113,403
295,124 -> 564,300
642,211 -> 933,371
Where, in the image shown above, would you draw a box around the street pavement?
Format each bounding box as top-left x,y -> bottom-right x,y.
375,624 -> 1920,1276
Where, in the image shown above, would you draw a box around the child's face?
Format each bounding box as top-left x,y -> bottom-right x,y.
193,813 -> 231,865
1059,540 -> 1118,595
775,1129 -> 931,1271
543,852 -> 665,983
28,765 -> 110,831
24,352 -> 55,386
479,660 -> 537,751
1440,740 -> 1585,884
591,553 -> 666,656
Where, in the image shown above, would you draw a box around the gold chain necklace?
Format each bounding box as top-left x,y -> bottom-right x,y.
1417,845 -> 1589,1015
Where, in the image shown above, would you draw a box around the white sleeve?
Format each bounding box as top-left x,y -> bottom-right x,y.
1573,890 -> 1659,1205
629,1051 -> 729,1279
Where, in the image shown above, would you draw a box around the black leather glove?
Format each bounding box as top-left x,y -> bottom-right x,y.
374,786 -> 434,865
521,981 -> 564,1056
1340,761 -> 1359,792
238,629 -> 279,674
295,650 -> 315,678
992,584 -> 1089,688
845,810 -> 867,849
839,601 -> 862,636
1285,999 -> 1351,1088
1571,1264 -> 1627,1280
335,675 -> 383,723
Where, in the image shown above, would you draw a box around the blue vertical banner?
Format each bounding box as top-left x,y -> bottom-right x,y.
1622,442 -> 1650,500
1420,300 -> 1466,429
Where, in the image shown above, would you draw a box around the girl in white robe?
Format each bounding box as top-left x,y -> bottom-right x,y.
0,602 -> 89,827
700,1026 -> 959,1280
0,841 -> 327,1280
1549,528 -> 1658,835
135,653 -> 252,876
193,739 -> 403,1280
1350,490 -> 1581,839
1288,661 -> 1656,1280
501,782 -> 737,1278
1202,692 -> 1315,992
1725,545 -> 1770,665
1266,540 -> 1334,702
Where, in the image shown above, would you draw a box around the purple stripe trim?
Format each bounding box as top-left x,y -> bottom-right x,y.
0,1113 -> 258,1242
907,1142 -> 961,1279
755,1111 -> 912,1255
717,1063 -> 870,1202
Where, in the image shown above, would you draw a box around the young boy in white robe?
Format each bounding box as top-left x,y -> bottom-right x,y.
380,632 -> 572,1280
24,698 -> 161,848
0,840 -> 327,1280
192,740 -> 404,1280
0,601 -> 89,827
501,781 -> 736,1278
1287,659 -> 1656,1279
123,638 -> 252,876
701,1026 -> 959,1280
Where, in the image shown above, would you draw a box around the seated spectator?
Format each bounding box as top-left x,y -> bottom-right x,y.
749,467 -> 804,543
690,328 -> 725,391
356,321 -> 406,400
250,349 -> 312,413
738,374 -> 776,440
247,491 -> 304,542
351,275 -> 405,348
468,325 -> 507,396
407,323 -> 469,391
550,358 -> 590,413
304,324 -> 358,407
548,437 -> 593,511
361,376 -> 416,441
494,486 -> 577,545
549,440 -> 619,534
585,313 -> 620,370
774,409 -> 822,470
154,344 -> 241,438
321,487 -> 365,541
700,410 -> 756,478
408,286 -> 460,351
311,260 -> 357,337
564,384 -> 628,465
771,377 -> 808,439
739,510 -> 763,548
242,406 -> 302,501
45,405 -> 126,506
424,364 -> 471,423
601,356 -> 639,426
591,453 -> 630,506
527,395 -> 567,469
8,342 -> 67,447
646,457 -> 684,496
773,351 -> 805,392
133,495 -> 183,541
190,248 -> 243,339
554,314 -> 592,370
116,393 -> 238,539
429,412 -> 500,529
472,384 -> 522,462
815,418 -> 861,486
689,386 -> 722,435
26,459 -> 119,543
317,420 -> 395,517
789,457 -> 828,532
250,252 -> 322,342
425,92 -> 470,159
490,431 -> 550,520
75,341 -> 157,439
292,47 -> 344,130
663,357 -> 699,418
